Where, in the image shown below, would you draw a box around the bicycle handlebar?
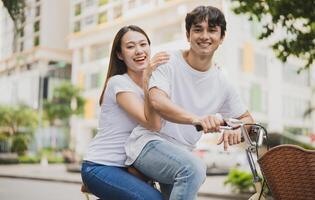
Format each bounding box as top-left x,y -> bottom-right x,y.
194,118 -> 266,148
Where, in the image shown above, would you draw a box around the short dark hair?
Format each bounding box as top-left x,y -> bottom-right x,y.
185,6 -> 226,37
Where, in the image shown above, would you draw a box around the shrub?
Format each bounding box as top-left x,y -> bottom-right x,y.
47,156 -> 64,164
18,155 -> 40,164
40,148 -> 65,164
11,135 -> 28,156
224,169 -> 254,193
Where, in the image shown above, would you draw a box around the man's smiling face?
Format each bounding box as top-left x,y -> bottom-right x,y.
187,20 -> 224,57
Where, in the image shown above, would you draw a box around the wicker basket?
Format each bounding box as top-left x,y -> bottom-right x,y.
258,144 -> 315,200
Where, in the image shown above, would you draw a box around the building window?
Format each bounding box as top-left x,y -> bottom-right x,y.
283,64 -> 310,86
283,96 -> 310,120
34,36 -> 40,46
21,13 -> 25,23
20,28 -> 24,37
85,0 -> 95,7
74,21 -> 81,32
20,42 -> 24,52
84,98 -> 96,119
89,73 -> 100,89
249,83 -> 267,113
74,3 -> 81,16
113,5 -> 123,19
128,0 -> 137,9
250,20 -> 262,38
99,0 -> 108,6
98,12 -> 107,24
85,15 -> 95,26
240,43 -> 254,73
79,49 -> 84,63
34,21 -> 40,32
254,53 -> 267,77
35,6 -> 40,17
91,43 -> 109,60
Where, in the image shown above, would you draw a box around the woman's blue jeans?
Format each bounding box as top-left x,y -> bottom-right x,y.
81,161 -> 163,200
133,140 -> 207,200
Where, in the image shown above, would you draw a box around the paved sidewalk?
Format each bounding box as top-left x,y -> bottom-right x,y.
0,164 -> 249,199
0,164 -> 81,184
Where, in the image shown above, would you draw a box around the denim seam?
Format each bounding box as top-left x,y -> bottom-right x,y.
142,141 -> 191,200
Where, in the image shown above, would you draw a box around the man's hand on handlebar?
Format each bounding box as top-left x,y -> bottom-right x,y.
192,115 -> 225,133
193,114 -> 244,151
217,128 -> 242,151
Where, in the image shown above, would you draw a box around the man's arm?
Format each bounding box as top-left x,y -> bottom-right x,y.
149,87 -> 224,133
237,111 -> 254,124
149,87 -> 196,124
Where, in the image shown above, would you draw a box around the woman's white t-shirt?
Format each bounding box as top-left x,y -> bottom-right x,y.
84,73 -> 143,167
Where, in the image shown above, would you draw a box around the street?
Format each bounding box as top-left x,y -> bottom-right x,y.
0,177 -> 224,200
0,178 -> 85,200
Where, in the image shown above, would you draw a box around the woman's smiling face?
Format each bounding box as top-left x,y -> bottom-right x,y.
118,30 -> 151,73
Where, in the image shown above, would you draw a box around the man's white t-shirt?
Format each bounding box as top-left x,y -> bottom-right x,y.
84,74 -> 143,167
125,50 -> 247,165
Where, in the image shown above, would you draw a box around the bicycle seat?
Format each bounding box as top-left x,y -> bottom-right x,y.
81,184 -> 90,193
258,144 -> 315,200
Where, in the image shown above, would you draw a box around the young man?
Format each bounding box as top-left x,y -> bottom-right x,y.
125,5 -> 254,200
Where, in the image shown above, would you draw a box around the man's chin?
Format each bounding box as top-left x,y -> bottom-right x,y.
197,50 -> 212,57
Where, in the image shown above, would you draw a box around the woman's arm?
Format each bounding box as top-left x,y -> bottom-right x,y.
117,52 -> 169,132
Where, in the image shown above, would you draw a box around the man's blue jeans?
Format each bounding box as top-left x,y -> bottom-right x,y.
81,161 -> 163,200
133,140 -> 207,200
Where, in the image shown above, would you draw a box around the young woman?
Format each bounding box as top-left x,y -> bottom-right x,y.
81,25 -> 169,200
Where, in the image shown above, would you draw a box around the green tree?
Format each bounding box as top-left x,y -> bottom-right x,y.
43,82 -> 85,150
43,82 -> 85,126
0,105 -> 38,154
231,0 -> 315,71
0,105 -> 38,137
1,0 -> 26,52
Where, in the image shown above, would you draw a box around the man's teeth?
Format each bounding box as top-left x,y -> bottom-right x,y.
198,42 -> 211,47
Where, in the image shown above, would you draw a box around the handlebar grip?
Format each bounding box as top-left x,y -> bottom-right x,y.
195,125 -> 239,131
195,125 -> 203,131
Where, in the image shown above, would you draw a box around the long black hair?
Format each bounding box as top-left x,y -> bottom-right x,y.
99,25 -> 151,106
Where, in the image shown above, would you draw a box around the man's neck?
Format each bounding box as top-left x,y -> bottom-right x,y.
183,49 -> 213,72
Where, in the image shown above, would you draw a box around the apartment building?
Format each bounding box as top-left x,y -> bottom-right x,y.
68,0 -> 315,155
0,0 -> 71,108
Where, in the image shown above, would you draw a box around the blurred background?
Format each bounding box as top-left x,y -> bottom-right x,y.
0,0 -> 314,199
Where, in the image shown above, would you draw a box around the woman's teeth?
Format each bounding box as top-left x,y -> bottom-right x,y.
134,56 -> 146,62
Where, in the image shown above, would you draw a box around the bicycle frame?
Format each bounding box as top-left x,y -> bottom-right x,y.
195,119 -> 269,200
230,120 -> 268,200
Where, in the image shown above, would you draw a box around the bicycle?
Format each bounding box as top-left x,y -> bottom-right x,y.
196,118 -> 315,200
